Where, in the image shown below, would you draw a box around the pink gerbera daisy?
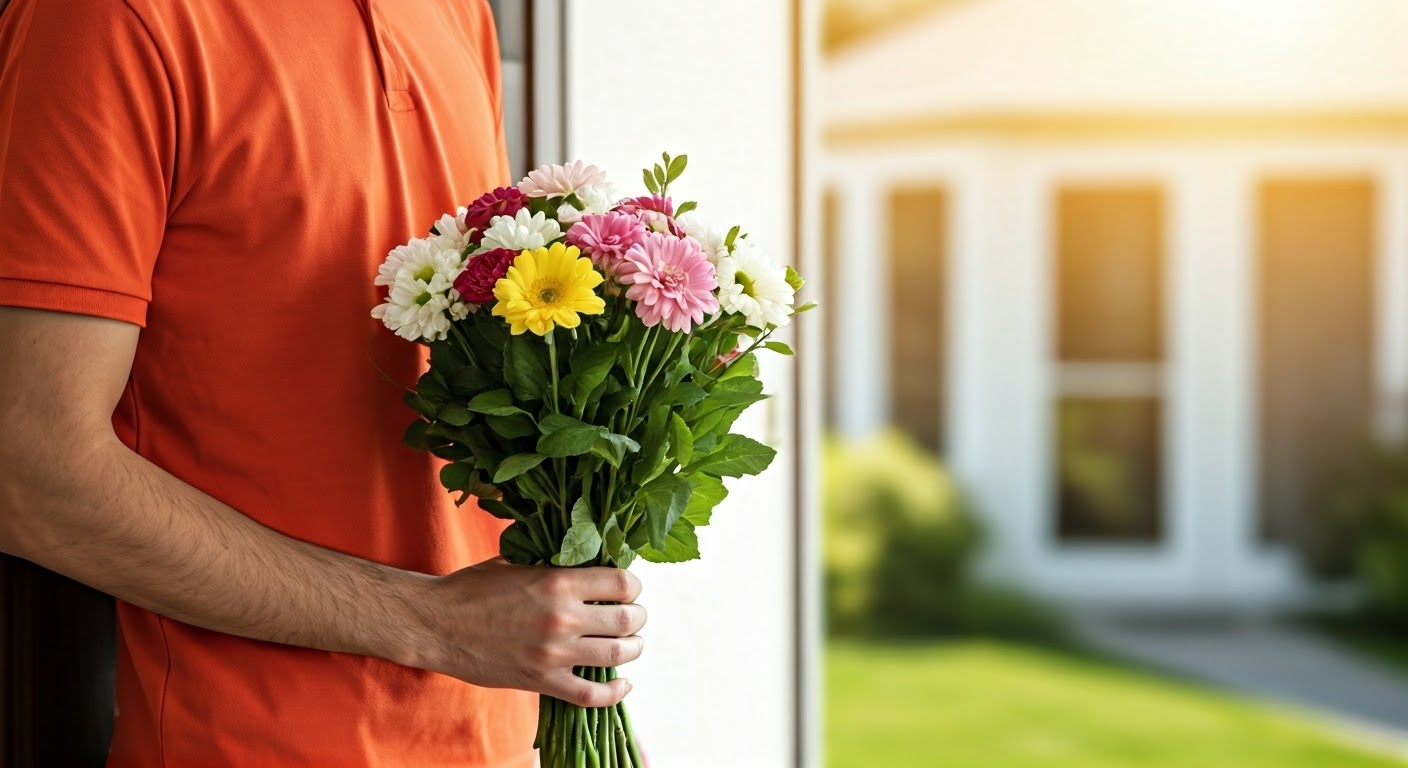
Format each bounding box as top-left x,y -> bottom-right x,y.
614,194 -> 684,236
616,233 -> 719,333
566,212 -> 648,277
517,160 -> 607,198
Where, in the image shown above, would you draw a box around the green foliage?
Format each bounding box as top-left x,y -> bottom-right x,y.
1320,441 -> 1408,627
823,430 -> 981,637
403,293 -> 778,569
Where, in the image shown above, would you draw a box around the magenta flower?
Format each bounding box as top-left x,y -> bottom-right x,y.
614,195 -> 684,236
464,187 -> 527,244
565,212 -> 648,277
616,233 -> 719,333
453,247 -> 518,304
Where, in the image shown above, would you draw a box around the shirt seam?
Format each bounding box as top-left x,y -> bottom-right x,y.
0,276 -> 150,305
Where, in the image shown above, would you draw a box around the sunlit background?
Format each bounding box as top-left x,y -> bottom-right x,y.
817,0 -> 1408,765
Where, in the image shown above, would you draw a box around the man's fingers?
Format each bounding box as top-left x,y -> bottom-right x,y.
544,672 -> 633,709
563,567 -> 641,603
570,636 -> 644,668
579,602 -> 647,638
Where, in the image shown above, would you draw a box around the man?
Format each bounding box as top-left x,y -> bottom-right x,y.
0,1 -> 645,765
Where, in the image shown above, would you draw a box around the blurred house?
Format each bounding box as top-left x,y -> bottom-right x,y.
820,0 -> 1408,607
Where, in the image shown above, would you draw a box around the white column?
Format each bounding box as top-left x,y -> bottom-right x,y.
1172,157 -> 1254,602
832,178 -> 889,439
1377,159 -> 1408,443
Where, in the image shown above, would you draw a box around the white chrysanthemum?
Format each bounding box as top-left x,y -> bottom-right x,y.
429,206 -> 471,251
517,160 -> 607,198
556,184 -> 618,225
715,240 -> 794,330
478,208 -> 563,251
678,212 -> 728,267
370,239 -> 466,341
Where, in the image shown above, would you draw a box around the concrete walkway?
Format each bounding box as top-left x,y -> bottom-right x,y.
1074,613 -> 1408,759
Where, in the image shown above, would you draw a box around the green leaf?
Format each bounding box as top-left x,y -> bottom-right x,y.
674,200 -> 698,217
669,413 -> 694,467
564,342 -> 619,410
591,431 -> 641,467
500,523 -> 539,565
631,406 -> 672,485
762,341 -> 795,356
404,392 -> 438,420
450,365 -> 497,395
638,516 -> 700,563
503,334 -> 548,402
467,389 -> 525,417
438,402 -> 472,426
652,164 -> 667,188
570,497 -> 595,528
784,265 -> 806,292
643,168 -> 660,195
724,225 -> 742,249
635,473 -> 692,550
792,301 -> 819,315
515,469 -> 554,504
478,498 -> 526,522
665,382 -> 709,408
403,419 -> 432,450
554,520 -> 603,566
439,461 -> 474,491
602,517 -> 635,568
666,153 -> 687,181
717,353 -> 758,381
486,412 -> 538,439
683,474 -> 728,526
417,371 -> 450,402
537,413 -> 602,458
686,433 -> 777,478
493,452 -> 547,483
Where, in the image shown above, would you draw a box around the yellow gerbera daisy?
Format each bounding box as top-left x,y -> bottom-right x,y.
492,243 -> 606,335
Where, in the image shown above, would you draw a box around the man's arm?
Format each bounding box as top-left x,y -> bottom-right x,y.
0,306 -> 644,707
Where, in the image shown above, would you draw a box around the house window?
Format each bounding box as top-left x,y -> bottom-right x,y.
1053,186 -> 1165,543
1257,179 -> 1375,545
886,186 -> 948,453
487,0 -> 530,180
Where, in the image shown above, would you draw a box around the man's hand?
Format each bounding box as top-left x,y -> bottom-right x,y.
413,559 -> 645,707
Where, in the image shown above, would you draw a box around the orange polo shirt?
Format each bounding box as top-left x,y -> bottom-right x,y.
0,0 -> 535,765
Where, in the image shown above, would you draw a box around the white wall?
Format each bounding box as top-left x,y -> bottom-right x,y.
565,3 -> 803,766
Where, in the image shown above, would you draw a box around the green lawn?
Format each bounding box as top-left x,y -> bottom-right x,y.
827,640 -> 1401,768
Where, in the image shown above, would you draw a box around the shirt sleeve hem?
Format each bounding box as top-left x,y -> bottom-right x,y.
0,278 -> 149,327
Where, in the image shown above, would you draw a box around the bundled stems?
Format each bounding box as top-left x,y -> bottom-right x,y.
536,666 -> 641,768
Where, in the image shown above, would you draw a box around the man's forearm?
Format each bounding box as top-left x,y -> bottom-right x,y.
0,432 -> 433,668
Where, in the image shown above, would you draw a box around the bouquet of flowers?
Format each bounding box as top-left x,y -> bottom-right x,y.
371,153 -> 811,767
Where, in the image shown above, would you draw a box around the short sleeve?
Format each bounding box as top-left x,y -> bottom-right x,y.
0,0 -> 175,327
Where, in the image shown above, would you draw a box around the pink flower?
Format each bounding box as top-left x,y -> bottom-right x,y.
517,160 -> 607,198
616,233 -> 719,333
566,212 -> 648,277
614,195 -> 684,236
464,187 -> 527,244
453,248 -> 517,304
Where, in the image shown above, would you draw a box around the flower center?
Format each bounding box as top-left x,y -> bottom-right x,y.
539,288 -> 557,304
735,269 -> 756,297
415,265 -> 436,282
415,291 -> 433,306
658,264 -> 685,294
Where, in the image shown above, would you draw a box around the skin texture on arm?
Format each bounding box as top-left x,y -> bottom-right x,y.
0,306 -> 644,708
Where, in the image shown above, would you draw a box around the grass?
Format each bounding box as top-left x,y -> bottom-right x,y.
826,640 -> 1401,768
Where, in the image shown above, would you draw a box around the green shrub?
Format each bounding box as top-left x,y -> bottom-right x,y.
823,430 -> 981,636
1321,442 -> 1408,627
